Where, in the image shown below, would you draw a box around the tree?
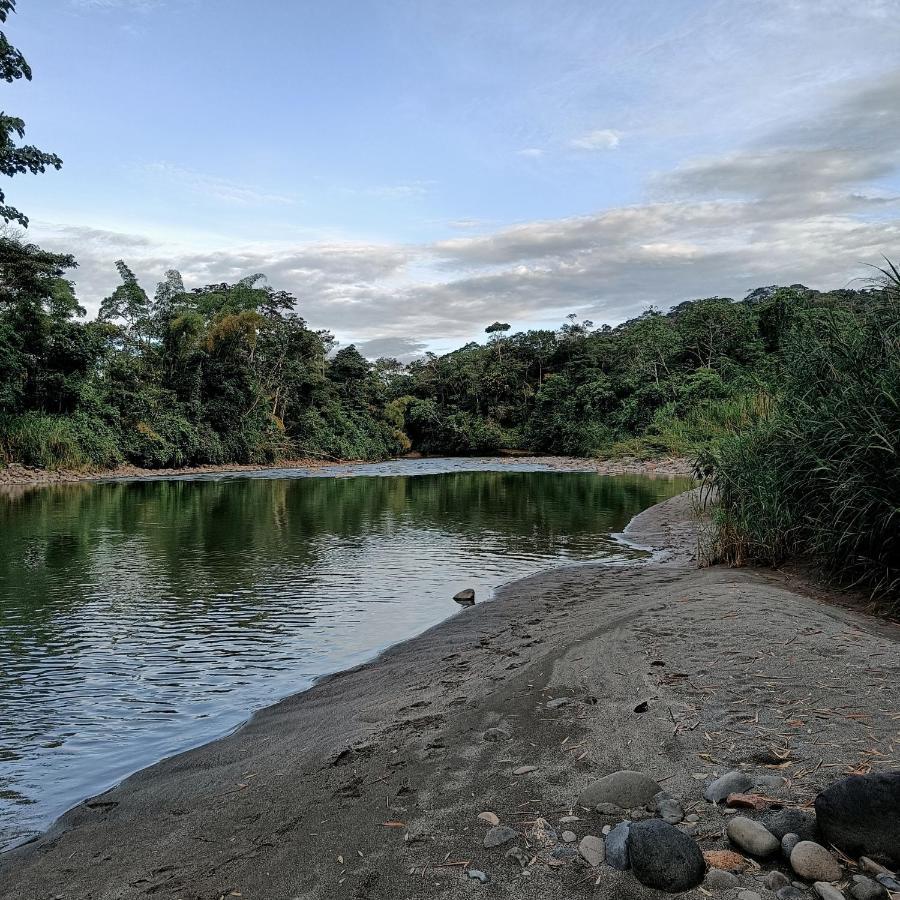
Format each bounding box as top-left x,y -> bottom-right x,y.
0,1 -> 63,227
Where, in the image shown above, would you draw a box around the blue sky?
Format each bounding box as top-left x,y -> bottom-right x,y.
7,0 -> 900,357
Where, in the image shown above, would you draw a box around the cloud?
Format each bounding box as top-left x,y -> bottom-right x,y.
29,68 -> 900,352
354,336 -> 429,361
516,148 -> 544,158
140,163 -> 297,207
569,129 -> 621,151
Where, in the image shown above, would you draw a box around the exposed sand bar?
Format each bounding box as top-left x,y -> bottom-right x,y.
1,491 -> 897,899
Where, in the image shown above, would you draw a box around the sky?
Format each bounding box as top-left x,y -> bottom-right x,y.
6,0 -> 900,359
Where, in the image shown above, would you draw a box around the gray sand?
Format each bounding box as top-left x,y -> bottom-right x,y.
1,491 -> 897,899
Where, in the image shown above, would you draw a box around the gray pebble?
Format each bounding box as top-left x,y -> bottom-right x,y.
783,833 -> 801,859
578,834 -> 604,867
706,869 -> 741,889
561,830 -> 576,843
546,697 -> 569,709
790,841 -> 843,882
482,727 -> 510,742
876,875 -> 900,892
656,795 -> 684,824
850,874 -> 888,900
813,884 -> 846,900
727,816 -> 780,857
578,770 -> 662,809
467,869 -> 488,883
483,825 -> 518,848
766,871 -> 792,891
605,820 -> 630,870
739,892 -> 763,900
777,889 -> 809,900
705,770 -> 753,803
685,813 -> 700,823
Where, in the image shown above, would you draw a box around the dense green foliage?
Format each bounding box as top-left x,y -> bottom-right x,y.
0,238 -> 408,466
699,266 -> 900,607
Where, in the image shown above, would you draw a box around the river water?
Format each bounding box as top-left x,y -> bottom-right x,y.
0,459 -> 690,850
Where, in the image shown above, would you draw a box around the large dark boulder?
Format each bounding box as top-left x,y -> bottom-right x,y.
814,772 -> 900,866
627,819 -> 706,892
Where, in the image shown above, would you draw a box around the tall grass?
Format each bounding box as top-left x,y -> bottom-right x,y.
0,411 -> 122,470
700,270 -> 900,610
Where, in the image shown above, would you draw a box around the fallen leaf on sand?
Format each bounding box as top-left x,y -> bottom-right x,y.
478,812 -> 500,826
703,849 -> 749,872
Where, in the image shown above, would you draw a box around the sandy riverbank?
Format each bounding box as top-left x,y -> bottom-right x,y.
0,454 -> 693,487
1,491 -> 897,900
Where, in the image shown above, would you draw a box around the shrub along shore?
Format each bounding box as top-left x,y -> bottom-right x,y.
1,235 -> 898,606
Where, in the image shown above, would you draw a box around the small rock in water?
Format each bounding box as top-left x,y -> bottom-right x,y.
764,808 -> 819,843
504,846 -> 529,869
705,869 -> 741,889
467,869 -> 488,883
765,871 -> 792,891
483,825 -> 518,848
578,835 -> 604,867
706,770 -> 753,803
453,588 -> 475,604
814,772 -> 900,866
605,821 -> 631,870
513,765 -> 538,776
627,819 -> 706,892
814,883 -> 846,900
790,841 -> 843,883
561,830 -> 576,843
777,888 -> 809,900
577,770 -> 662,809
478,811 -> 500,826
482,727 -> 510,742
850,874 -> 888,900
727,816 -> 780,857
876,874 -> 900,893
655,794 -> 684,824
783,833 -> 801,859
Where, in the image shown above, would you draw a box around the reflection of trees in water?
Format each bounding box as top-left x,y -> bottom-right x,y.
0,473 -> 689,656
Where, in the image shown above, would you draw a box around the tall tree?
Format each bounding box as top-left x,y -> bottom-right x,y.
0,1 -> 63,227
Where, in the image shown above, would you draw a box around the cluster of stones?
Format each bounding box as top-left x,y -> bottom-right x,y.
472,766 -> 899,896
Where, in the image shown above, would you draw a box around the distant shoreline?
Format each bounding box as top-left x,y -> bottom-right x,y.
0,453 -> 694,487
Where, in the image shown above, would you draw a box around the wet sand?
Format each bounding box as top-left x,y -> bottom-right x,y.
1,491 -> 897,900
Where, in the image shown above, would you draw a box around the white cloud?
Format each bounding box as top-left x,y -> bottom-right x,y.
569,129 -> 621,151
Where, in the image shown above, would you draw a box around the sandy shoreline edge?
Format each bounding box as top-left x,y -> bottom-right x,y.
2,490 -> 897,900
0,453 -> 693,487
